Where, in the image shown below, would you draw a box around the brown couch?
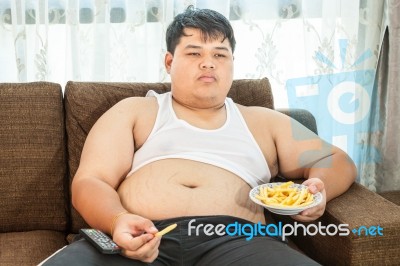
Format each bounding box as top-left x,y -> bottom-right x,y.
1,79 -> 399,266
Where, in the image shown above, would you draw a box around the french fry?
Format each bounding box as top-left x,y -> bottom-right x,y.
154,223 -> 177,237
256,182 -> 314,208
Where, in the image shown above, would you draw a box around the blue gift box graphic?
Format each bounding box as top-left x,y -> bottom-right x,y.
286,68 -> 380,167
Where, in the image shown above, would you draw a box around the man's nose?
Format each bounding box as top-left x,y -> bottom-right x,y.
200,57 -> 215,69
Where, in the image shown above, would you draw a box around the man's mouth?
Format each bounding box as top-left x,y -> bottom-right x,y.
199,75 -> 216,82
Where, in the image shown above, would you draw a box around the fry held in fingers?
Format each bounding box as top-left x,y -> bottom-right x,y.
154,223 -> 177,237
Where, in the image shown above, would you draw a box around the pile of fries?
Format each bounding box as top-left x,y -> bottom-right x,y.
255,181 -> 314,208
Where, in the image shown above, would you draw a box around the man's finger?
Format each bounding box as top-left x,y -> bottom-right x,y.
122,233 -> 154,251
302,178 -> 324,193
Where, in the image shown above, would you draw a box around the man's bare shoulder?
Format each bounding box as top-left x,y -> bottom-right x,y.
114,96 -> 157,110
235,103 -> 290,124
107,96 -> 157,118
234,103 -> 302,144
93,96 -> 158,130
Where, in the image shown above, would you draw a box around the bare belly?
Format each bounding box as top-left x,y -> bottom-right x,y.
117,159 -> 267,224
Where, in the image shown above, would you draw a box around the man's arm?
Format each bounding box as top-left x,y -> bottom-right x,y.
71,97 -> 136,232
269,110 -> 357,221
71,97 -> 160,262
272,111 -> 357,199
302,145 -> 357,202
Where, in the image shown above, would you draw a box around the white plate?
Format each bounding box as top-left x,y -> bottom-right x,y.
249,183 -> 323,215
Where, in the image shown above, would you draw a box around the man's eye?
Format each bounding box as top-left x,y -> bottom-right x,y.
188,53 -> 200,56
215,54 -> 226,58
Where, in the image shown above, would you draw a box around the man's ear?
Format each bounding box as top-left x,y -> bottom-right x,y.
165,52 -> 173,73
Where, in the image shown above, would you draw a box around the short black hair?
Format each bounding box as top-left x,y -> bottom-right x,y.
166,6 -> 236,54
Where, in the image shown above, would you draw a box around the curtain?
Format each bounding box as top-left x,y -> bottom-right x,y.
362,0 -> 400,192
0,0 -> 392,189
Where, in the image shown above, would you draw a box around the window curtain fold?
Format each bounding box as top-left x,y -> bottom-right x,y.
362,0 -> 400,192
0,0 -> 395,191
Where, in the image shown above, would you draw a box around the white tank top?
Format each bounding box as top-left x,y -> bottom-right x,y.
128,90 -> 271,188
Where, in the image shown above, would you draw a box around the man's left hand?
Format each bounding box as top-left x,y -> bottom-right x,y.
291,178 -> 326,222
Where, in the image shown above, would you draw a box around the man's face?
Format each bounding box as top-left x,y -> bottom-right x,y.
165,27 -> 234,109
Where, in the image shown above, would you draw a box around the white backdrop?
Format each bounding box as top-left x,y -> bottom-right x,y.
0,0 -> 387,189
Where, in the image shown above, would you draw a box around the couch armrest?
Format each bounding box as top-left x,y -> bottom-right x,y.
277,108 -> 318,134
273,183 -> 400,265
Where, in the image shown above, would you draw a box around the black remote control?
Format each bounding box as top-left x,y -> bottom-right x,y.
79,228 -> 122,254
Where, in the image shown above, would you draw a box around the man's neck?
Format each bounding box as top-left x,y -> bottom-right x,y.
171,95 -> 227,129
172,95 -> 225,112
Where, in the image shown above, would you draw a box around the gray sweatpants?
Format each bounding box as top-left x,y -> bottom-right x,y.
42,215 -> 320,266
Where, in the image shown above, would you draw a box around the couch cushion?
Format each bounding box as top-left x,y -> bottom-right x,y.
273,183 -> 400,265
64,78 -> 274,232
379,190 -> 400,206
0,82 -> 68,233
0,230 -> 67,266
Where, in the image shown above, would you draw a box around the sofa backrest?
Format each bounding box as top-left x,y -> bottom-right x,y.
64,78 -> 274,232
0,82 -> 68,233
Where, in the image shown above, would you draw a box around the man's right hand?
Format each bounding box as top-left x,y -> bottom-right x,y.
112,213 -> 161,263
